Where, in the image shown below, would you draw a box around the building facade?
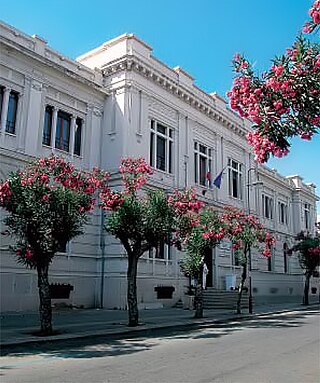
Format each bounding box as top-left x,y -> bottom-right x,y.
0,21 -> 318,312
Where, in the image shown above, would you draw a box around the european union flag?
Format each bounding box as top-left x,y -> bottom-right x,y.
213,169 -> 224,189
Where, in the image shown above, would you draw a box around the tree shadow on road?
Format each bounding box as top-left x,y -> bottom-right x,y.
1,308 -> 318,363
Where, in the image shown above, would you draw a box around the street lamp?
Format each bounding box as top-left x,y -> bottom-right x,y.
246,167 -> 263,314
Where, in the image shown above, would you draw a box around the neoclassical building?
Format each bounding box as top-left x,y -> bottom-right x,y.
0,21 -> 318,311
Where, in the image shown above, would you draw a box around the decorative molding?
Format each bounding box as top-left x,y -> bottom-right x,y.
0,32 -> 104,91
93,107 -> 103,117
101,56 -> 247,138
149,98 -> 177,125
31,80 -> 43,91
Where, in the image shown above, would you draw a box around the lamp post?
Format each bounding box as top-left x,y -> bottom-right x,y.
246,167 -> 263,314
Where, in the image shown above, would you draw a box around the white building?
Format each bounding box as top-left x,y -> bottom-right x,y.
0,21 -> 318,312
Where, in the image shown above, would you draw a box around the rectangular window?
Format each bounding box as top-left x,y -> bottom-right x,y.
156,135 -> 166,171
304,203 -> 311,230
55,111 -> 71,152
6,91 -> 18,134
150,241 -> 172,260
0,87 -> 4,121
278,202 -> 288,224
283,243 -> 288,274
228,159 -> 243,199
155,240 -> 165,259
42,105 -> 53,146
262,194 -> 273,219
267,246 -> 275,271
233,250 -> 240,266
149,119 -> 173,173
74,118 -> 82,156
267,255 -> 272,271
194,142 -> 212,186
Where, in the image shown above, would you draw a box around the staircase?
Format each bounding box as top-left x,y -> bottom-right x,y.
203,288 -> 249,310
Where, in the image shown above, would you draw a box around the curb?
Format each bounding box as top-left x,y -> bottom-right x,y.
1,305 -> 318,350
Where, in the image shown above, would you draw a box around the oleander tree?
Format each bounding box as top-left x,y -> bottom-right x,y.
227,0 -> 320,163
291,231 -> 320,305
179,207 -> 226,318
99,158 -> 202,326
0,156 -> 107,335
221,207 -> 275,314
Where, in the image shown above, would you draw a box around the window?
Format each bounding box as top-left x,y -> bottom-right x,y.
278,202 -> 288,224
194,142 -> 212,186
267,246 -> 275,271
6,91 -> 19,134
150,120 -> 173,173
149,241 -> 172,260
0,86 -> 4,120
283,243 -> 288,274
43,105 -> 84,154
42,105 -> 53,146
232,249 -> 240,266
55,111 -> 71,151
155,240 -> 165,259
228,159 -> 243,199
57,241 -> 67,253
74,118 -> 82,156
262,194 -> 273,219
304,203 -> 311,230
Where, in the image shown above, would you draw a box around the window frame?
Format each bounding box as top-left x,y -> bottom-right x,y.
278,201 -> 288,225
228,158 -> 243,199
262,194 -> 274,220
5,90 -> 19,134
194,141 -> 212,187
283,243 -> 289,274
149,241 -> 172,261
150,119 -> 173,174
42,105 -> 53,146
267,245 -> 275,271
0,86 -> 4,121
55,110 -> 71,152
73,117 -> 83,156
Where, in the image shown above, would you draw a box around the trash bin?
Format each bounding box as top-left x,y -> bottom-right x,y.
225,274 -> 236,290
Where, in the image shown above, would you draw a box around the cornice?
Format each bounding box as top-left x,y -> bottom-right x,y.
101,55 -> 247,138
0,35 -> 106,94
259,166 -> 318,200
258,166 -> 294,191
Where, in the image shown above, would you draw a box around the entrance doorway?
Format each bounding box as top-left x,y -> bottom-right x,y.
203,247 -> 213,288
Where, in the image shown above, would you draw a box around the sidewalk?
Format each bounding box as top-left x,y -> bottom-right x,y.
1,302 -> 319,348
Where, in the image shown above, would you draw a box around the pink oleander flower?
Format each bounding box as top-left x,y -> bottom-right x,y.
0,181 -> 12,205
25,249 -> 33,259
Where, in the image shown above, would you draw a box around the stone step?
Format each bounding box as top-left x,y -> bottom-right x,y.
203,289 -> 250,310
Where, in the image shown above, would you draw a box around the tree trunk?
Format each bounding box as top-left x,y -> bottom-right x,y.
37,263 -> 52,335
194,272 -> 203,319
303,271 -> 312,305
237,263 -> 247,314
127,255 -> 139,326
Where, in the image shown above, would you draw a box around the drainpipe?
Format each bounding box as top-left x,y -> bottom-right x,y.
98,94 -> 107,308
99,210 -> 106,308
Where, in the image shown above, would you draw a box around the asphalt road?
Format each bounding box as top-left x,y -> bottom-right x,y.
1,308 -> 319,383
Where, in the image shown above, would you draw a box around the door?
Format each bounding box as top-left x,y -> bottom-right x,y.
204,247 -> 213,288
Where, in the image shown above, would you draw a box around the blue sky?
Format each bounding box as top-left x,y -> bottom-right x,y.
1,0 -> 319,214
